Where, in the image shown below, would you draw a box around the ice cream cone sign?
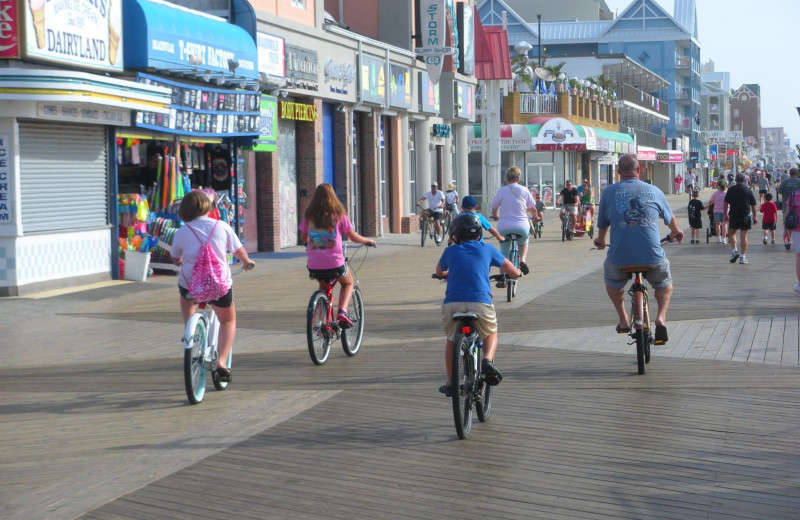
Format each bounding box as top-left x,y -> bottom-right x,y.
108,0 -> 121,65
29,0 -> 45,49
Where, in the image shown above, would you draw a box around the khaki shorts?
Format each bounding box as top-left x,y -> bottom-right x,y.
441,302 -> 497,341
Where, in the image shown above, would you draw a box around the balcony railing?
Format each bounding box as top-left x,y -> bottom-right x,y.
676,56 -> 690,69
518,94 -> 559,115
613,83 -> 669,117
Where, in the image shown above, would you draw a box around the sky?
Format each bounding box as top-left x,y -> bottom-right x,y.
602,0 -> 800,152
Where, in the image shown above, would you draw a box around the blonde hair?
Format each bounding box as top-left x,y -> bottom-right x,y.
506,166 -> 521,181
304,183 -> 346,230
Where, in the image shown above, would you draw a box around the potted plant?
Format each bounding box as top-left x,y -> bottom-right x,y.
568,78 -> 579,95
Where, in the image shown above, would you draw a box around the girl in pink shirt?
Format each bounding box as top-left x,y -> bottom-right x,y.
299,184 -> 376,327
707,181 -> 728,243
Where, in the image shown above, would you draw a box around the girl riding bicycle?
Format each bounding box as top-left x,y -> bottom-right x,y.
300,184 -> 377,328
171,190 -> 255,384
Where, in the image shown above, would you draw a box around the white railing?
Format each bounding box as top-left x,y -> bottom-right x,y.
518,94 -> 559,115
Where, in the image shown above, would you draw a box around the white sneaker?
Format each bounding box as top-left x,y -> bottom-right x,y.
739,256 -> 748,264
794,284 -> 800,294
723,237 -> 728,244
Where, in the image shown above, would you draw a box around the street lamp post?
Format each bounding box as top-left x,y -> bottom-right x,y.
537,14 -> 542,67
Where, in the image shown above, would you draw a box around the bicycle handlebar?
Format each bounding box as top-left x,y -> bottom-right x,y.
431,273 -> 508,282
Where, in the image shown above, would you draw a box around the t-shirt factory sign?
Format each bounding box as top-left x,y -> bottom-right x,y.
21,0 -> 123,72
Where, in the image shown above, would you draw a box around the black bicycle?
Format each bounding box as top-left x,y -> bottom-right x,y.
433,273 -> 505,439
502,233 -> 521,302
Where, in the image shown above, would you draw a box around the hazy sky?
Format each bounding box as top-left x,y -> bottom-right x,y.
603,0 -> 800,149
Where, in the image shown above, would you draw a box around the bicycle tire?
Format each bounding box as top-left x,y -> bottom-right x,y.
443,212 -> 452,238
421,220 -> 428,247
183,316 -> 208,405
451,333 -> 473,439
643,298 -> 651,364
307,291 -> 332,365
507,246 -> 518,302
633,291 -> 646,374
476,381 -> 492,422
212,348 -> 232,391
341,286 -> 364,356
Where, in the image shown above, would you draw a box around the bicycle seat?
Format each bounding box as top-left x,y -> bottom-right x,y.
621,265 -> 652,274
452,312 -> 479,321
505,233 -> 522,240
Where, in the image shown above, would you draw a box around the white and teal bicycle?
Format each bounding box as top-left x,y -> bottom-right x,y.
183,262 -> 254,405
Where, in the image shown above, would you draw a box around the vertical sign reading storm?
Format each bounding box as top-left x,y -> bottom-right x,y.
416,0 -> 452,85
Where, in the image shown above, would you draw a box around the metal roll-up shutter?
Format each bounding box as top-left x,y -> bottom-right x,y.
19,121 -> 108,233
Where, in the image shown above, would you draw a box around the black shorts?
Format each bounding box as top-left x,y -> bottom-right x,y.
729,215 -> 752,231
762,222 -> 776,230
430,211 -> 443,221
179,286 -> 234,308
759,190 -> 768,194
308,264 -> 348,281
689,219 -> 702,229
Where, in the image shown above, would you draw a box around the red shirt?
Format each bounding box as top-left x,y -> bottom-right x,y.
760,201 -> 778,224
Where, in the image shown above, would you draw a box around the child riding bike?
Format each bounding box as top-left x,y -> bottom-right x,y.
299,184 -> 377,328
435,213 -> 521,396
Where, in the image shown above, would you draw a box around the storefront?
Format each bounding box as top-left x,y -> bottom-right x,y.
468,117 -> 635,208
637,147 -> 684,194
0,0 -> 173,296
118,0 -> 261,274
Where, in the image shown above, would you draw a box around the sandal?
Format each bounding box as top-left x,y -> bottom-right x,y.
615,324 -> 631,334
215,366 -> 232,383
438,384 -> 453,397
654,325 -> 668,345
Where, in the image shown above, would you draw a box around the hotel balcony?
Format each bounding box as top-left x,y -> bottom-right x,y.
502,89 -> 618,131
613,83 -> 669,118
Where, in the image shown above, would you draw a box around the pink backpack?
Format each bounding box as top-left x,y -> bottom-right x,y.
181,221 -> 230,302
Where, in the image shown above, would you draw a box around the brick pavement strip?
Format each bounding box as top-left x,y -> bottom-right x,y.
2,190 -> 800,519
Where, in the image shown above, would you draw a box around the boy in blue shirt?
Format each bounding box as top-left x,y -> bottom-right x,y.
458,195 -> 505,242
435,213 -> 521,396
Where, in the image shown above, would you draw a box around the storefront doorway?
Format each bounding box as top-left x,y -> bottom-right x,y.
525,162 -> 556,207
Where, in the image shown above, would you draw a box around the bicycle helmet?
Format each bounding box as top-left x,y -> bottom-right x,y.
450,213 -> 483,242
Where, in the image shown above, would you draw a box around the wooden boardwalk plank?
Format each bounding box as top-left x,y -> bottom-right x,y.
747,317 -> 771,363
731,318 -> 759,362
699,320 -> 732,360
765,316 -> 785,364
782,315 -> 799,366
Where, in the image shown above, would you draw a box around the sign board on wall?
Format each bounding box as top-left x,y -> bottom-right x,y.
457,3 -> 474,76
0,0 -> 20,58
37,102 -> 130,126
0,134 -> 9,224
419,72 -> 440,114
245,96 -> 278,152
455,81 -> 474,119
416,0 -> 447,84
535,118 -> 584,150
360,55 -> 386,105
257,32 -> 285,78
389,64 -> 411,109
22,0 -> 123,72
285,44 -> 318,91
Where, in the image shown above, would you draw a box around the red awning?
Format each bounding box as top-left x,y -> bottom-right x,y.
473,6 -> 511,81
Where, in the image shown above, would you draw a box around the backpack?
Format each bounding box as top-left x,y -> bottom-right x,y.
181,221 -> 230,302
785,191 -> 800,231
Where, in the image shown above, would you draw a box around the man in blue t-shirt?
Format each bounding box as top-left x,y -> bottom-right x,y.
593,154 -> 684,345
436,213 -> 521,396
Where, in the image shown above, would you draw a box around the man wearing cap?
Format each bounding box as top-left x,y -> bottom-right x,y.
417,182 -> 446,244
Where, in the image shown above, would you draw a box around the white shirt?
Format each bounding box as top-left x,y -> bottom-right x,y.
170,216 -> 242,289
491,183 -> 535,230
423,190 -> 446,213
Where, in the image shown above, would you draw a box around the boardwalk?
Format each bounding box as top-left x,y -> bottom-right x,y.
2,191 -> 800,520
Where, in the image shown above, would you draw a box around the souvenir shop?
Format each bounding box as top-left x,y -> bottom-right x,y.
115,73 -> 260,279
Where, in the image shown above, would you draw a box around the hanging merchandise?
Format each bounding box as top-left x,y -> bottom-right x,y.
210,146 -> 231,191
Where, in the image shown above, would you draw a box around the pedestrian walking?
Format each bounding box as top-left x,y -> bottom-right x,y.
684,170 -> 696,198
674,173 -> 683,195
760,193 -> 778,244
757,171 -> 771,207
687,190 -> 706,244
778,168 -> 800,249
708,180 -> 728,243
724,173 -> 757,264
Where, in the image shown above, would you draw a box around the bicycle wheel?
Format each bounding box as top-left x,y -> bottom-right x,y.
476,381 -> 493,422
183,316 -> 207,405
341,286 -> 364,356
562,219 -> 567,242
451,333 -> 473,439
632,291 -> 646,374
643,298 -> 651,364
421,219 -> 428,247
443,212 -> 452,238
307,291 -> 332,365
507,248 -> 517,302
212,348 -> 231,391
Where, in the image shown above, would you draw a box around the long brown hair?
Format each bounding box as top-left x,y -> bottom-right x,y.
304,183 -> 346,230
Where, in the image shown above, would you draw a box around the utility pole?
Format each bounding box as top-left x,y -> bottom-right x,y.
537,14 -> 542,67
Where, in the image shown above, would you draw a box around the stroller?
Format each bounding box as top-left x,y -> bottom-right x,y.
705,202 -> 717,243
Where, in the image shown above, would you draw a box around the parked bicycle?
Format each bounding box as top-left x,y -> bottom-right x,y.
183,262 -> 254,405
433,273 -> 506,439
306,242 -> 372,365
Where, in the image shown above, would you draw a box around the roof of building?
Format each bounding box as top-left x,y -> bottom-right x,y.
474,6 -> 512,81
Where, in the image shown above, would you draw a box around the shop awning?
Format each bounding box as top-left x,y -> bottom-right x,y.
469,124 -> 541,152
0,69 -> 171,116
123,0 -> 258,84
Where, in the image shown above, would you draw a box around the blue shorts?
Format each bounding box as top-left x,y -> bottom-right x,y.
498,228 -> 530,258
604,258 -> 672,290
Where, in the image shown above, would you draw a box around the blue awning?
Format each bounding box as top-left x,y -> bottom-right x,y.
123,0 -> 258,83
